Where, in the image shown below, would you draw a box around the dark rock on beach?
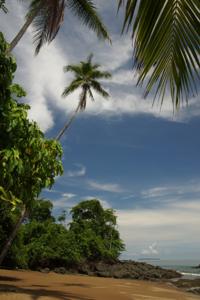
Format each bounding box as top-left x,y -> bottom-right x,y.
173,278 -> 200,295
53,260 -> 181,280
193,264 -> 200,269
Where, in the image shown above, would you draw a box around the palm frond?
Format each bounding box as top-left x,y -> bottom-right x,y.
62,78 -> 83,97
90,80 -> 110,98
31,0 -> 65,54
63,64 -> 82,75
88,87 -> 95,101
91,70 -> 112,79
118,0 -> 200,108
67,0 -> 111,42
87,53 -> 94,64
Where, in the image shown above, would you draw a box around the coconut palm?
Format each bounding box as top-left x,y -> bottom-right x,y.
118,0 -> 200,108
56,54 -> 111,140
8,0 -> 110,54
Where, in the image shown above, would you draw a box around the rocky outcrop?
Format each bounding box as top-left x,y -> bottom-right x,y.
47,260 -> 181,280
77,260 -> 181,280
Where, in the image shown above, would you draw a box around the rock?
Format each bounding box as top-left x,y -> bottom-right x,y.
173,278 -> 200,295
54,267 -> 66,274
75,260 -> 181,281
186,287 -> 200,295
39,268 -> 50,273
193,264 -> 200,269
38,260 -> 181,281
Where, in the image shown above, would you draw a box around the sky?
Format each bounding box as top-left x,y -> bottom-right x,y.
1,1 -> 200,261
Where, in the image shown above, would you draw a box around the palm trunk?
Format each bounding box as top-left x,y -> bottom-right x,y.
0,205 -> 27,266
7,9 -> 39,54
55,102 -> 81,141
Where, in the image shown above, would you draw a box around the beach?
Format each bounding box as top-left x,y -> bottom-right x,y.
0,269 -> 200,300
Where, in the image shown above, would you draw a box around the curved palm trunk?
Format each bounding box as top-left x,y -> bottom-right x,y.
0,205 -> 27,266
55,101 -> 81,141
7,9 -> 39,54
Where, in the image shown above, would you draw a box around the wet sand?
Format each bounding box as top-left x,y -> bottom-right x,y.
0,269 -> 199,300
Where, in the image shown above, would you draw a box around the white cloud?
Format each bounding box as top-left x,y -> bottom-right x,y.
116,199 -> 200,259
66,164 -> 86,177
142,242 -> 159,256
141,187 -> 173,198
61,193 -> 76,199
141,180 -> 200,199
88,180 -> 123,193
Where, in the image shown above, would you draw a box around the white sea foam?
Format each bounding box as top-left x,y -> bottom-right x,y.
180,272 -> 200,278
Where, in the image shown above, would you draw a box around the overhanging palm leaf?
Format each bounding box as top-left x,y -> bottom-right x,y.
8,0 -> 111,54
32,0 -> 65,54
67,0 -> 111,42
56,54 -> 111,140
118,0 -> 200,108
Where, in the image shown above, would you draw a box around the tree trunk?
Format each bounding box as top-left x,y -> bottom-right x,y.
0,205 -> 27,266
55,102 -> 81,141
6,9 -> 39,54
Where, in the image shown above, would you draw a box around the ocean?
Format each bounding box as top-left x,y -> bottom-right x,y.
139,259 -> 200,278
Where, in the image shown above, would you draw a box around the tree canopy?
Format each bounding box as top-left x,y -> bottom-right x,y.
0,33 -> 63,210
0,199 -> 125,269
70,199 -> 125,261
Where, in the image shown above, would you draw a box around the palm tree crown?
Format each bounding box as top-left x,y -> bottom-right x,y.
118,0 -> 200,108
56,54 -> 111,140
62,54 -> 111,109
8,0 -> 111,54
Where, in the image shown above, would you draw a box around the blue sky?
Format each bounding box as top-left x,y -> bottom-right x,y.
1,1 -> 200,260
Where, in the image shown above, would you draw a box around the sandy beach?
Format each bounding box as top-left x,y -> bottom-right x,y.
0,269 -> 199,300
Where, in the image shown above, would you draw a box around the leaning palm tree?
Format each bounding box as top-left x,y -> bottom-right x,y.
56,54 -> 111,140
118,0 -> 200,108
8,0 -> 110,54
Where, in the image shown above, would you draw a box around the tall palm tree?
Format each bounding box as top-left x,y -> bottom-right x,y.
56,54 -> 111,140
8,0 -> 110,54
118,0 -> 200,108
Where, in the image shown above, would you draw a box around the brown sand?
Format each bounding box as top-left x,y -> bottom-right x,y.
0,269 -> 199,300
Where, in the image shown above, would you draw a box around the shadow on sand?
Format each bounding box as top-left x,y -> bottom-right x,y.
0,283 -> 94,300
0,275 -> 22,282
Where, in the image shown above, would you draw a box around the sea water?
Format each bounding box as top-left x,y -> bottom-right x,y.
139,259 -> 200,278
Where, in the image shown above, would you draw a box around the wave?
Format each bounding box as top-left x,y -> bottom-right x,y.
180,272 -> 200,277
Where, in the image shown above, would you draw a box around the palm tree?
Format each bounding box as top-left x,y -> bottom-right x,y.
56,54 -> 111,140
118,0 -> 200,108
8,0 -> 110,54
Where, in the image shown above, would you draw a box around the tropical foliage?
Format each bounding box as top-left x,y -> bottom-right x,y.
70,199 -> 125,261
56,54 -> 111,139
0,33 -> 63,264
118,0 -> 200,108
8,0 -> 110,54
0,199 -> 125,269
0,33 -> 63,209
